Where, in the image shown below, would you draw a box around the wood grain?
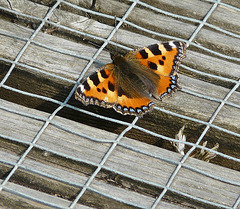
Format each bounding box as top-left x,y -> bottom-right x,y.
0,0 -> 240,208
0,99 -> 239,208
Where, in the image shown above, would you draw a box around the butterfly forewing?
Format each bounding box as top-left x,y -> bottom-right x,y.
75,64 -> 118,108
126,41 -> 186,100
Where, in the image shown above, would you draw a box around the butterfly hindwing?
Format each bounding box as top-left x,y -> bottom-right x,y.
114,82 -> 155,116
114,95 -> 155,116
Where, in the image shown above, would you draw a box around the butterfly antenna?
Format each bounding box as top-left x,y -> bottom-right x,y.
87,41 -> 117,63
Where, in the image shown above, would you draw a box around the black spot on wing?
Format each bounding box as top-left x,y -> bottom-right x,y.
89,73 -> 100,86
148,61 -> 158,70
83,81 -> 90,91
159,60 -> 164,65
100,70 -> 109,78
148,44 -> 162,55
108,81 -> 115,92
139,49 -> 148,59
163,42 -> 172,51
162,56 -> 166,60
173,41 -> 181,48
97,88 -> 101,92
102,87 -> 107,93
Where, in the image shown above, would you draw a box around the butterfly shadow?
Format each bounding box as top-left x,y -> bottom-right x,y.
58,91 -> 135,134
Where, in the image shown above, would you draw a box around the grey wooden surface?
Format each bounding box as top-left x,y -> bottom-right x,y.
0,99 -> 240,208
0,0 -> 240,208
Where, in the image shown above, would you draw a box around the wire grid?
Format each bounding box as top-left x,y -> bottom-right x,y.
0,0 -> 240,208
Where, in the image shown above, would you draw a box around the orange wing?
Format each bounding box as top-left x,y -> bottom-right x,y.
75,63 -> 155,116
75,64 -> 118,108
114,88 -> 155,116
75,41 -> 186,116
126,41 -> 186,100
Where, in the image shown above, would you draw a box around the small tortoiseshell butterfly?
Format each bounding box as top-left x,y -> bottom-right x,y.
75,41 -> 186,116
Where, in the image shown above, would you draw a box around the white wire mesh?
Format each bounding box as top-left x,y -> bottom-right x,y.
0,0 -> 239,208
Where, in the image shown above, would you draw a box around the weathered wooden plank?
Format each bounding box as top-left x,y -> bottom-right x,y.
0,181 -> 182,209
0,99 -> 49,143
210,3 -> 240,35
0,181 -> 91,209
1,19 -> 239,125
2,0 -> 240,58
0,0 -> 240,170
0,0 -> 240,208
66,0 -> 240,57
1,0 -> 240,78
0,99 -> 239,208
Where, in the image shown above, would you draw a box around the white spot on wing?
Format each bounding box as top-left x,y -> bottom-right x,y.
79,84 -> 85,93
169,41 -> 176,48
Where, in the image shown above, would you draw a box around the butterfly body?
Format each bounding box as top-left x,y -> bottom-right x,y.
75,41 -> 186,116
113,55 -> 159,99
